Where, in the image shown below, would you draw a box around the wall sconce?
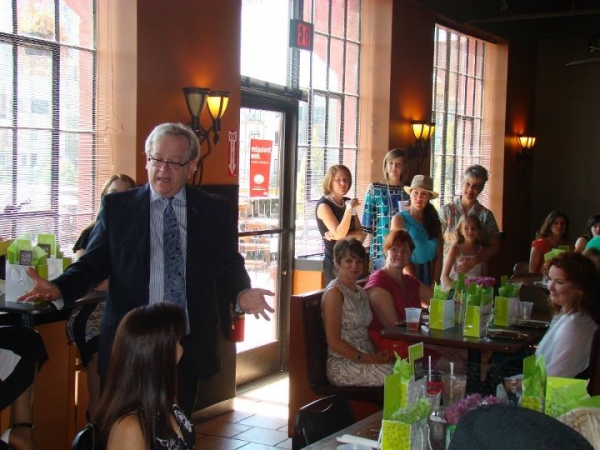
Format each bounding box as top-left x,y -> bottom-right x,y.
517,135 -> 536,161
407,121 -> 435,171
183,87 -> 230,184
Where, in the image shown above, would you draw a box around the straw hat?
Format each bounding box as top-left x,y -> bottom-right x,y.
403,175 -> 439,199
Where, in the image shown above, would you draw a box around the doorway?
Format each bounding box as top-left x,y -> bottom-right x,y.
236,89 -> 299,386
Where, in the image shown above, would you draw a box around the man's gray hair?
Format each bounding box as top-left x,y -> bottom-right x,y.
144,123 -> 199,161
464,164 -> 489,185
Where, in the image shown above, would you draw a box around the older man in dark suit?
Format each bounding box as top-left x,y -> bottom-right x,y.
19,122 -> 273,415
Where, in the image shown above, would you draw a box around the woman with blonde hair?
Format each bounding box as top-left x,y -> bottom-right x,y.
362,149 -> 410,270
316,165 -> 364,284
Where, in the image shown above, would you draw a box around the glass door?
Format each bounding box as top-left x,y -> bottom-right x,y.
236,92 -> 297,386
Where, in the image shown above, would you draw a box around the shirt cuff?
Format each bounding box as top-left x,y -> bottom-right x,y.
235,288 -> 250,313
51,297 -> 64,310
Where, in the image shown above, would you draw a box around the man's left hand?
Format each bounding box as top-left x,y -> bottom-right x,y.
238,288 -> 275,320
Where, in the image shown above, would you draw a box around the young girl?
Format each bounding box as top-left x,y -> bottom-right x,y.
441,215 -> 487,289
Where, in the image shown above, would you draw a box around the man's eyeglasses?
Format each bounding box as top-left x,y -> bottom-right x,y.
148,156 -> 191,171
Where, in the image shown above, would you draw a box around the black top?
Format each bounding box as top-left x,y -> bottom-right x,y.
73,222 -> 95,253
315,196 -> 358,282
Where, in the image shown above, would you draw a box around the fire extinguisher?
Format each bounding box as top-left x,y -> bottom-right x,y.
229,310 -> 245,342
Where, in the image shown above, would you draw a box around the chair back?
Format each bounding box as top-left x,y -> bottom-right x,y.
71,423 -> 95,450
519,284 -> 551,320
299,288 -> 383,404
293,395 -> 355,449
587,328 -> 600,396
512,261 -> 530,276
302,295 -> 330,391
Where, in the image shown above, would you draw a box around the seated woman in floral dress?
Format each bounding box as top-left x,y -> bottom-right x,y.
321,238 -> 393,387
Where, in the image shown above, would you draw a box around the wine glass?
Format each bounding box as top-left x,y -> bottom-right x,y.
479,302 -> 495,342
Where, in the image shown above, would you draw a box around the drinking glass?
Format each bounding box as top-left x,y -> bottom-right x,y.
479,303 -> 495,342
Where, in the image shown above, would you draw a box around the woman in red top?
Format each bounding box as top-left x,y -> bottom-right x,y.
529,210 -> 575,273
365,230 -> 431,358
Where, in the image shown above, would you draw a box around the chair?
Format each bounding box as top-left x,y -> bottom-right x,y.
71,423 -> 95,450
586,329 -> 600,396
301,292 -> 384,404
518,284 -> 551,320
293,395 -> 355,449
512,261 -> 530,276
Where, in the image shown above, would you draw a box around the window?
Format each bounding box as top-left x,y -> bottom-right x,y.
430,25 -> 491,209
295,0 -> 362,257
0,1 -> 110,255
240,0 -> 362,258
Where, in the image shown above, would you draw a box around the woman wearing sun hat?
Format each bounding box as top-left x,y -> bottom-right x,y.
391,175 -> 442,286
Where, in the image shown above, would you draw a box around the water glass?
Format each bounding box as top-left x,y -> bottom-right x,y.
442,373 -> 467,407
519,301 -> 533,320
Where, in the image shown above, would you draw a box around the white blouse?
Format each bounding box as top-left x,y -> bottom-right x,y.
536,312 -> 598,377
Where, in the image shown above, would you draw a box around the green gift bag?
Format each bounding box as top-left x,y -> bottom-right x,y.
382,353 -> 429,450
520,355 -> 546,413
5,239 -> 48,303
545,377 -> 590,418
429,299 -> 455,330
493,296 -> 519,326
463,305 -> 482,338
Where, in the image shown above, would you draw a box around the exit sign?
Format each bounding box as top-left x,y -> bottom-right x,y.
289,19 -> 313,51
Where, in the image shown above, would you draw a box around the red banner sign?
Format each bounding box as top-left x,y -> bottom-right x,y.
249,139 -> 273,197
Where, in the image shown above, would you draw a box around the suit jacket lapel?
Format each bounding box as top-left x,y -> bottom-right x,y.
135,185 -> 151,266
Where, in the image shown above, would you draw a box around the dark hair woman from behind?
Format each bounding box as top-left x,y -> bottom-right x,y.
95,302 -> 194,450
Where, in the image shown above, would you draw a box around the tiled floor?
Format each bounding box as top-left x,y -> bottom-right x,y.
195,373 -> 291,449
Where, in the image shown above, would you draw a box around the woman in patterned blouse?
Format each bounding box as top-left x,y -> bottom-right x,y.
361,149 -> 410,271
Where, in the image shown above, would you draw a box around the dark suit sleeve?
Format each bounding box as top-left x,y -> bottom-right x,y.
211,194 -> 251,306
53,197 -> 112,305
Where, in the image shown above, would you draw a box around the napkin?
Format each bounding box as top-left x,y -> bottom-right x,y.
336,434 -> 380,449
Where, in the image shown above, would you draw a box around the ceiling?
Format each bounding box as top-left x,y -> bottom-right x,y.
409,0 -> 600,41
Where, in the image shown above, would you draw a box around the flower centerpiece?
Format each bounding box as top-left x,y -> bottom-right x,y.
464,276 -> 496,289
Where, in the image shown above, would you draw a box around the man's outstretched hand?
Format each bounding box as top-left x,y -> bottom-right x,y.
17,267 -> 62,304
238,288 -> 275,320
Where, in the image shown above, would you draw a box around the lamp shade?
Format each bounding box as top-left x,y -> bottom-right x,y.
207,91 -> 230,120
518,136 -> 536,150
412,121 -> 435,141
183,87 -> 210,118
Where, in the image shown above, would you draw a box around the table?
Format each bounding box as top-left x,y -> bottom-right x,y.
381,323 -> 547,394
380,323 -> 546,354
304,410 -> 382,449
0,290 -> 106,326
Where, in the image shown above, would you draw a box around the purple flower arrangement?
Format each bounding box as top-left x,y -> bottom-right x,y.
445,393 -> 504,424
464,276 -> 496,289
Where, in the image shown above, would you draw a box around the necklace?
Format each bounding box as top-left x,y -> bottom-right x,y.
327,195 -> 345,208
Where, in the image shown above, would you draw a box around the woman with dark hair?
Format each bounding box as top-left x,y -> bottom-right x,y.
529,210 -> 574,273
316,165 -> 364,284
95,302 -> 195,449
390,175 -> 443,286
66,173 -> 136,420
575,214 -> 600,253
536,253 -> 600,377
321,238 -> 392,387
361,148 -> 410,270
